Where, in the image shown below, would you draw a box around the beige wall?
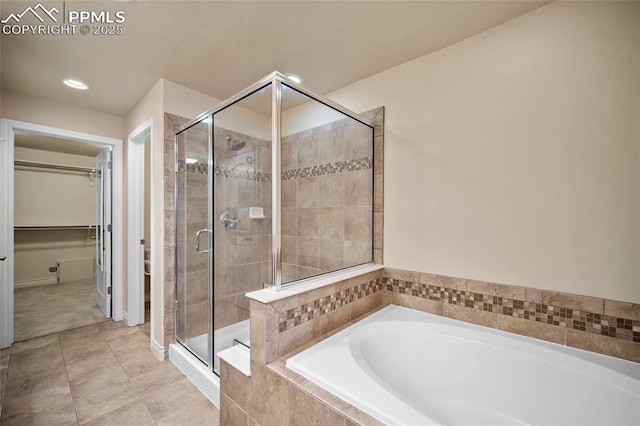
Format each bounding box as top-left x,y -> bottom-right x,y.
14,147 -> 96,167
14,148 -> 97,227
282,99 -> 344,137
14,147 -> 97,286
324,1 -> 640,303
1,90 -> 124,139
14,230 -> 95,286
163,79 -> 220,121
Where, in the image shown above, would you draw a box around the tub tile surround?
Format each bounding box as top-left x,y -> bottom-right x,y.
220,358 -> 377,426
250,268 -> 385,365
227,267 -> 639,425
227,268 -> 387,426
263,269 -> 639,361
383,270 -> 640,355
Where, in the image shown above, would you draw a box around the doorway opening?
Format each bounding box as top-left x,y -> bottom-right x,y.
127,118 -> 152,329
13,132 -> 110,340
0,119 -> 123,349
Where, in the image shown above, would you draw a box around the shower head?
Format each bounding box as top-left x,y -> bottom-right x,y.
225,135 -> 246,151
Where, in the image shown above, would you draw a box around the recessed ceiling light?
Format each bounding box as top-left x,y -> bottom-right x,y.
285,73 -> 303,85
63,79 -> 88,90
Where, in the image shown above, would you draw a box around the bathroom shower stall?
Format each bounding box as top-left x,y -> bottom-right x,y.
173,72 -> 374,378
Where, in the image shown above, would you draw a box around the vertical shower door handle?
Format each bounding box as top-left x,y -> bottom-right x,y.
195,229 -> 212,254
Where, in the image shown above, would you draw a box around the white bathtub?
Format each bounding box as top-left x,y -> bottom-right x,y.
287,304 -> 640,425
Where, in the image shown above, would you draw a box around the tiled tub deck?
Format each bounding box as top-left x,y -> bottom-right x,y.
220,267 -> 639,425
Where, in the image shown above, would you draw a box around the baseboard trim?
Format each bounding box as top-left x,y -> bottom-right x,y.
14,278 -> 58,289
122,310 -> 129,325
150,338 -> 165,361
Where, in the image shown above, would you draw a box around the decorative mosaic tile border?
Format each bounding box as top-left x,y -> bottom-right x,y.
214,165 -> 270,182
384,277 -> 640,343
177,160 -> 270,181
178,157 -> 373,183
276,274 -> 639,346
187,163 -> 208,174
278,278 -> 382,332
177,161 -> 208,174
282,157 -> 372,181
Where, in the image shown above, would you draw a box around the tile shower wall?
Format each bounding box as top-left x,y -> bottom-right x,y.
175,120 -> 210,342
281,113 -> 377,283
165,113 -> 272,351
164,113 -> 187,353
212,128 -> 272,329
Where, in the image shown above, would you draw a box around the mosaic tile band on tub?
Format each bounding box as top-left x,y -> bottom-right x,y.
384,276 -> 639,343
278,279 -> 383,332
274,269 -> 639,362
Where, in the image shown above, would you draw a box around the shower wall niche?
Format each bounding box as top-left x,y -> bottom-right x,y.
173,72 -> 378,376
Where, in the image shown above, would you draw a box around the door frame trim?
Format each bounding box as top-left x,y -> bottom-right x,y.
126,117 -> 152,326
0,119 -> 123,348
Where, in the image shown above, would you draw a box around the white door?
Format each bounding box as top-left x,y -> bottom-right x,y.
96,147 -> 112,318
0,121 -> 14,348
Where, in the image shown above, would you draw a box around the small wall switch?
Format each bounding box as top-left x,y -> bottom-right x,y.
249,207 -> 265,219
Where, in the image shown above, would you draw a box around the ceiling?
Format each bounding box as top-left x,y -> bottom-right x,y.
0,1 -> 549,118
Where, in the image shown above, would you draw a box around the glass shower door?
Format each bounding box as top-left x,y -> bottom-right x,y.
211,84 -> 272,375
175,118 -> 212,365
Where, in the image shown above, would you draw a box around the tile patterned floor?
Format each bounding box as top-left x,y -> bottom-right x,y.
14,280 -> 107,341
0,321 -> 220,425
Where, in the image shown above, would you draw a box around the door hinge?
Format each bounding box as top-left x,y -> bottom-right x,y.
107,224 -> 112,232
140,239 -> 145,245
107,286 -> 112,295
107,161 -> 112,170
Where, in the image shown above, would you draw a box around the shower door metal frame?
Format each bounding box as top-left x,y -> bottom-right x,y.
175,71 -> 374,293
173,118 -> 214,368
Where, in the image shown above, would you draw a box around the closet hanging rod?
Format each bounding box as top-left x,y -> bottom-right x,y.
14,159 -> 96,174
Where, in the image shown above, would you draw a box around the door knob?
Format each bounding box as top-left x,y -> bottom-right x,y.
0,257 -> 6,261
